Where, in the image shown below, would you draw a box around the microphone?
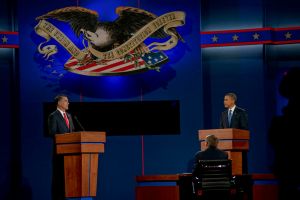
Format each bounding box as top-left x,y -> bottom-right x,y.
74,116 -> 85,131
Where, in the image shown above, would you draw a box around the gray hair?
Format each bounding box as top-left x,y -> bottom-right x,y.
54,94 -> 68,105
205,134 -> 219,148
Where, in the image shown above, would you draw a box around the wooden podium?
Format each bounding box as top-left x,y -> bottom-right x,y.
198,128 -> 249,175
55,131 -> 106,197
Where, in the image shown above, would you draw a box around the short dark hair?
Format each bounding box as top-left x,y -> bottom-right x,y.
225,92 -> 237,102
54,94 -> 68,105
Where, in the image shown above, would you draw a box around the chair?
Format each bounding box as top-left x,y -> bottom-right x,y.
192,159 -> 236,200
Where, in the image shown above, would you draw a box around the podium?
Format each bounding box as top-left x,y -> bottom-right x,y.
198,128 -> 249,175
55,131 -> 106,197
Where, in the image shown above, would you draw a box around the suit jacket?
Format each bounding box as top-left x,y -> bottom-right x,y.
192,147 -> 228,174
48,110 -> 75,200
48,110 -> 75,137
220,106 -> 248,130
194,147 -> 228,161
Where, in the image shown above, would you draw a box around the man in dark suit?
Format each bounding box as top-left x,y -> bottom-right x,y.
48,94 -> 75,200
192,135 -> 229,200
193,134 -> 228,167
220,92 -> 248,130
48,94 -> 75,136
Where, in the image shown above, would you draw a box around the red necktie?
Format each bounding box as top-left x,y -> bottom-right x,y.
63,112 -> 70,129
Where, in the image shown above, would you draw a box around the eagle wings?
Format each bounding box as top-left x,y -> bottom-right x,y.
36,6 -> 183,52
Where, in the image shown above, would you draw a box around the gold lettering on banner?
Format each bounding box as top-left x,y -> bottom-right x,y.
35,11 -> 185,61
89,11 -> 185,60
35,20 -> 87,60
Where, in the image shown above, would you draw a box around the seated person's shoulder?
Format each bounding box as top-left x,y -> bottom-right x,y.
194,150 -> 203,157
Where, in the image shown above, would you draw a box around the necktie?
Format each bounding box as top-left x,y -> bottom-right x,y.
228,110 -> 232,126
63,112 -> 70,129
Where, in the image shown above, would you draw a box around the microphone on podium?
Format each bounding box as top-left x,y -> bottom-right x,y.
74,116 -> 85,131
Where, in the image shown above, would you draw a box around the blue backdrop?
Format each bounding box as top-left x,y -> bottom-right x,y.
17,0 -> 201,199
1,0 -> 300,200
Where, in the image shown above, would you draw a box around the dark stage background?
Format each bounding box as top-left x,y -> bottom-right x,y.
1,0 -> 300,199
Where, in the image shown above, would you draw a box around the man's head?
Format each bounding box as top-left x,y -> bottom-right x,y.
224,92 -> 237,109
55,94 -> 69,112
205,134 -> 219,148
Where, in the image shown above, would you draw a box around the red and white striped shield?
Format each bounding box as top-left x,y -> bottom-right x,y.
64,51 -> 168,76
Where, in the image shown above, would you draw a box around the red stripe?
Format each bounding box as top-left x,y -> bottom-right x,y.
65,60 -> 78,67
271,40 -> 300,44
273,26 -> 300,31
90,60 -> 127,72
112,60 -> 145,72
76,62 -> 98,70
201,40 -> 272,48
141,135 -> 144,176
0,31 -> 18,35
201,27 -> 272,34
200,27 -> 300,35
65,56 -> 144,72
0,45 -> 19,48
91,57 -> 141,72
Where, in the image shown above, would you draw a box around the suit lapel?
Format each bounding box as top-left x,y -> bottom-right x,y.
231,108 -> 239,127
230,110 -> 235,127
56,110 -> 69,130
227,110 -> 231,127
223,111 -> 229,128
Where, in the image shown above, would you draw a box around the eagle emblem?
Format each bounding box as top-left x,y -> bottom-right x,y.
35,6 -> 186,76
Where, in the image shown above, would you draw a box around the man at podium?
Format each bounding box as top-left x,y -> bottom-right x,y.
220,92 -> 248,130
48,94 -> 75,136
48,94 -> 75,200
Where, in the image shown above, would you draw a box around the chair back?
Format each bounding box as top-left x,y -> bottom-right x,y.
192,160 -> 234,199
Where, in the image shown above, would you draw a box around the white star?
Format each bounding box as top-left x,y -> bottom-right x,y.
147,60 -> 152,64
253,33 -> 260,40
232,34 -> 239,41
148,56 -> 152,59
285,32 -> 292,39
211,35 -> 218,42
1,36 -> 8,43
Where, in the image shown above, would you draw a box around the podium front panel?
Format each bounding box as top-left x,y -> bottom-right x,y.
64,154 -> 99,197
54,131 -> 106,198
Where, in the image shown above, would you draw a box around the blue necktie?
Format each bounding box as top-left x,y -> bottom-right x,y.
228,110 -> 232,126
